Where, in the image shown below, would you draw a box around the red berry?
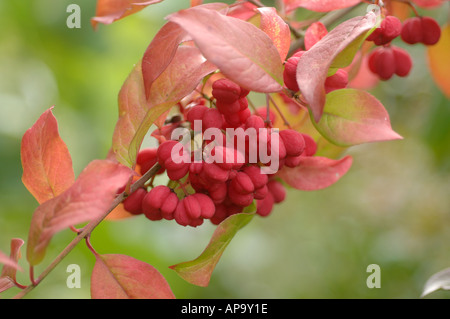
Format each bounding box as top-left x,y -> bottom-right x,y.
194,193 -> 216,219
202,108 -> 224,131
401,17 -> 423,44
212,78 -> 242,104
368,47 -> 396,80
267,180 -> 286,204
216,99 -> 241,116
207,182 -> 228,204
231,171 -> 255,194
421,16 -> 441,45
210,204 -> 228,225
254,184 -> 268,200
256,192 -> 274,217
302,134 -> 317,157
242,165 -> 268,189
123,188 -> 147,215
142,185 -> 177,221
283,56 -> 301,92
367,16 -> 402,45
279,129 -> 305,157
245,115 -> 265,131
186,104 -> 208,124
183,195 -> 202,219
324,69 -> 349,93
137,148 -> 165,175
202,162 -> 230,183
227,183 -> 254,207
392,46 -> 412,77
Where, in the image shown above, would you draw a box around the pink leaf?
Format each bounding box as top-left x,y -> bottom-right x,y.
167,6 -> 284,93
412,0 -> 445,8
1,238 -> 24,278
304,21 -> 328,50
26,160 -> 133,266
0,251 -> 19,271
21,107 -> 74,204
257,7 -> 291,61
91,254 -> 175,299
284,0 -> 362,12
277,156 -> 353,191
296,12 -> 377,122
91,0 -> 163,29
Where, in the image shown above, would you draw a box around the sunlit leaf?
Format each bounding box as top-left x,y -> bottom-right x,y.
168,6 -> 284,93
296,12 -> 377,122
427,24 -> 450,99
21,107 -> 74,204
277,155 -> 353,191
26,160 -> 133,266
170,211 -> 255,287
91,254 -> 175,299
257,7 -> 291,61
312,89 -> 402,147
91,0 -> 163,29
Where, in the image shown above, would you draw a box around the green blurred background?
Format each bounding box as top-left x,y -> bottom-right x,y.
0,0 -> 449,299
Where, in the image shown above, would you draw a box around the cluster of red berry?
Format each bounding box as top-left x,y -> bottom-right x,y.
367,14 -> 441,80
121,78 -> 317,227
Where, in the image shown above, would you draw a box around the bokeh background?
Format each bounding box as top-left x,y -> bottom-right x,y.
0,0 -> 449,299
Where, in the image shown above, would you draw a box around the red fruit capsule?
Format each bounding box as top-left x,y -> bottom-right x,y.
186,104 -> 208,124
123,188 -> 147,215
267,180 -> 286,204
202,108 -> 224,131
392,46 -> 412,77
256,192 -> 275,217
368,47 -> 396,80
212,78 -> 242,103
401,17 -> 423,44
279,129 -> 305,157
324,69 -> 349,94
193,193 -> 216,219
421,16 -> 441,45
231,171 -> 255,195
242,165 -> 268,189
283,56 -> 301,92
367,16 -> 402,45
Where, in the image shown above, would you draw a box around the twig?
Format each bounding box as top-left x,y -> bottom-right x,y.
12,163 -> 162,299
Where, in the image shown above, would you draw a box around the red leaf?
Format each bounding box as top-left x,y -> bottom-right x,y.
304,21 -> 328,50
412,0 -> 445,8
26,160 -> 133,266
296,13 -> 377,122
277,156 -> 353,191
91,0 -> 163,29
284,0 -> 362,12
141,22 -> 189,101
91,254 -> 175,299
257,7 -> 291,61
0,239 -> 24,293
21,107 -> 74,204
1,239 -> 24,278
168,6 -> 284,93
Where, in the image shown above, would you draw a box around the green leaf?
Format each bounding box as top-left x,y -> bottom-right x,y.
170,211 -> 255,287
311,89 -> 402,147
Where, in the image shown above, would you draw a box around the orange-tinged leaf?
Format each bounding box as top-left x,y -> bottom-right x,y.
277,156 -> 353,191
21,107 -> 74,204
91,0 -> 163,29
304,21 -> 328,50
170,211 -> 254,287
168,6 -> 284,93
257,7 -> 291,61
412,0 -> 445,8
26,160 -> 133,266
91,254 -> 175,299
427,24 -> 450,99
